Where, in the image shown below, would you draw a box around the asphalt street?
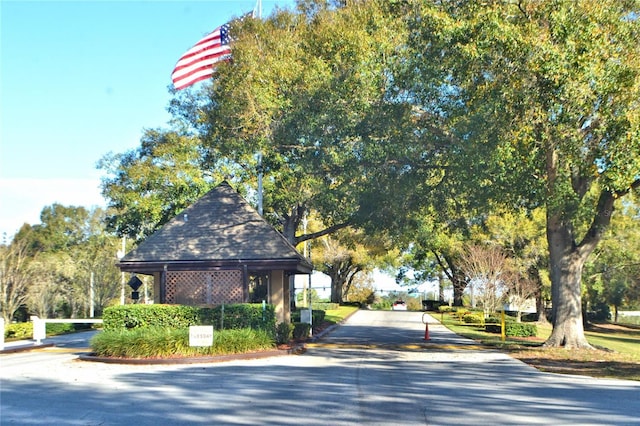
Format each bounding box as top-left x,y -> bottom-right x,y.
1,310 -> 639,425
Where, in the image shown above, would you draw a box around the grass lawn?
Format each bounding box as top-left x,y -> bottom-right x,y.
438,312 -> 640,381
324,305 -> 360,325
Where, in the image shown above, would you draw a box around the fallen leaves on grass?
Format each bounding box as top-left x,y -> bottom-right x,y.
507,346 -> 640,381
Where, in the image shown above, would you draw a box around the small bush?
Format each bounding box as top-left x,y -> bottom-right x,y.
455,309 -> 472,321
90,326 -> 275,358
293,322 -> 311,340
438,305 -> 454,313
275,322 -> 293,344
485,322 -> 537,337
291,309 -> 326,325
45,323 -> 76,335
4,322 -> 32,340
462,314 -> 483,324
372,300 -> 392,310
506,322 -> 537,337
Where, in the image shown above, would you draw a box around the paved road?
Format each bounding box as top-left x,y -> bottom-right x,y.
1,310 -> 639,425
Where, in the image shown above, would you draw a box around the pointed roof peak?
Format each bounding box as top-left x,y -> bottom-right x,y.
119,182 -> 311,273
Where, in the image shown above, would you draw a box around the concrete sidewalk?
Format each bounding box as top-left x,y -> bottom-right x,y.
1,329 -> 98,354
0,339 -> 53,353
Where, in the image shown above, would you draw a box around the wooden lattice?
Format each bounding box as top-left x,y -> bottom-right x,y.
165,270 -> 243,305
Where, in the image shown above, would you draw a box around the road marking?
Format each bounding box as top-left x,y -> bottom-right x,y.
306,342 -> 487,351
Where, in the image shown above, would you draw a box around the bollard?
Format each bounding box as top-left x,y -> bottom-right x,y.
31,316 -> 46,345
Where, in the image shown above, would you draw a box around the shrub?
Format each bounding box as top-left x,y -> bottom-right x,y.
4,322 -> 32,340
103,305 -> 199,331
45,323 -> 76,335
312,302 -> 340,311
102,304 -> 276,335
291,309 -> 326,325
462,314 -> 483,324
312,310 -> 326,324
455,309 -> 472,321
506,322 -> 537,337
372,300 -> 392,310
438,305 -> 454,313
293,322 -> 311,340
275,322 -> 293,344
90,326 -> 275,358
4,321 -> 98,340
485,322 -> 537,337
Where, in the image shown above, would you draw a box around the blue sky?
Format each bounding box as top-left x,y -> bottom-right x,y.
0,0 -> 295,239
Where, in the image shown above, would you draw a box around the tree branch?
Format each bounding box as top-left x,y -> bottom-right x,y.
577,177 -> 640,259
295,221 -> 351,246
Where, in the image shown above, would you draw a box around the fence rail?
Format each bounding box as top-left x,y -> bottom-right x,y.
31,316 -> 103,344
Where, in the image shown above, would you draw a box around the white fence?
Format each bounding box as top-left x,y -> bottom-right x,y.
1,316 -> 103,350
31,316 -> 103,344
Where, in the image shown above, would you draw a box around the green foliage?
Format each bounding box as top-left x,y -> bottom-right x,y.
3,321 -> 95,340
98,130 -> 219,242
462,314 -> 483,324
312,310 -> 326,325
103,304 -> 199,331
311,302 -> 340,311
438,305 -> 455,313
455,309 -> 472,322
102,303 -> 276,334
5,206 -> 123,321
372,300 -> 392,310
292,322 -> 311,340
485,322 -> 537,337
275,322 -> 293,344
4,322 -> 32,340
505,322 -> 538,338
45,322 -> 76,335
90,326 -> 274,358
291,309 -> 326,325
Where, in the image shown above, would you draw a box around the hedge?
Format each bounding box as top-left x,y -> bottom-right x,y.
291,309 -> 326,325
102,304 -> 276,334
485,322 -> 537,337
90,326 -> 275,358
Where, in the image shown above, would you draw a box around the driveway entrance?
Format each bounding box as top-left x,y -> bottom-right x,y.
1,310 -> 639,425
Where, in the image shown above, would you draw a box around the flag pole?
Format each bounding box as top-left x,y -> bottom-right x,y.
253,0 -> 262,18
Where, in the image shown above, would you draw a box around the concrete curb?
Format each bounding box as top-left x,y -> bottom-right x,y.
2,311 -> 354,363
78,345 -> 305,365
0,342 -> 55,354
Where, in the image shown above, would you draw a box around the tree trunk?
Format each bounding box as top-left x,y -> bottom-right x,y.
535,290 -> 549,323
330,277 -> 344,304
544,221 -> 591,348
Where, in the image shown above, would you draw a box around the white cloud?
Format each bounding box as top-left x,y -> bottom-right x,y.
0,177 -> 106,240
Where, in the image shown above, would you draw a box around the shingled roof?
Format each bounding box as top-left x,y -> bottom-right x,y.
118,181 -> 312,274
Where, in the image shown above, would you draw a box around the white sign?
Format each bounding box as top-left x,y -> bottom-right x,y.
301,310 -> 312,325
189,326 -> 214,347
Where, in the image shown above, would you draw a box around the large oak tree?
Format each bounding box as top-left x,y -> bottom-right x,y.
401,0 -> 640,347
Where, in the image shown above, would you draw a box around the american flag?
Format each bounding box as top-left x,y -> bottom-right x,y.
171,23 -> 232,91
